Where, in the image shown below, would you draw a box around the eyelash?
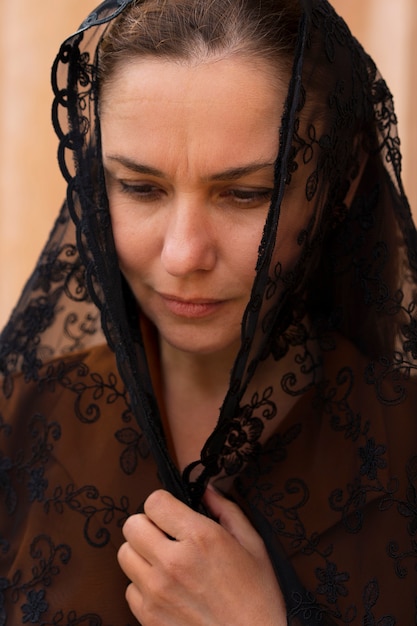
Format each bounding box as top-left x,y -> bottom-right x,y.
220,188 -> 273,206
120,182 -> 160,201
118,182 -> 273,208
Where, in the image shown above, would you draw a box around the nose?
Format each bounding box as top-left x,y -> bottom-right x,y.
160,198 -> 217,276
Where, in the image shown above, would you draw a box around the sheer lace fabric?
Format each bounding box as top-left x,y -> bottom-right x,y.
1,0 -> 417,623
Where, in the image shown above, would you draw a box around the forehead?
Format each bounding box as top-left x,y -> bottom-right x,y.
100,56 -> 286,172
100,53 -> 285,104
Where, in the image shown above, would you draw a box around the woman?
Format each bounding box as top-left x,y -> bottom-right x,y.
1,0 -> 416,623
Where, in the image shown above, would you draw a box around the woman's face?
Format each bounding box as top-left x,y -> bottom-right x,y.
101,56 -> 289,360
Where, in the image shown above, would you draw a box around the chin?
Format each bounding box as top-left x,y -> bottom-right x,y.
161,328 -> 241,359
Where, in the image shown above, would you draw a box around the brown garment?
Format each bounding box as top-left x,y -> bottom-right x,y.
2,0 -> 417,623
2,333 -> 416,623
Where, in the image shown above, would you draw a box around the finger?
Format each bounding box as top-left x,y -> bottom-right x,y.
125,581 -> 144,623
202,485 -> 265,556
122,512 -> 169,565
143,489 -> 202,541
117,539 -> 151,585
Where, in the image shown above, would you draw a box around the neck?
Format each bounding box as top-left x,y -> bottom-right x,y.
158,339 -> 240,470
160,339 -> 238,402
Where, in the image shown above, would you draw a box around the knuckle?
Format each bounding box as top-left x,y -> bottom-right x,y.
162,552 -> 187,580
122,512 -> 145,541
125,582 -> 136,606
147,568 -> 172,602
125,583 -> 145,622
117,541 -> 129,567
192,521 -> 221,553
144,489 -> 167,514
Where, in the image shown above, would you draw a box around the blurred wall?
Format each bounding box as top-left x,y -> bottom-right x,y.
1,1 -> 416,329
333,0 -> 417,212
0,1 -> 97,330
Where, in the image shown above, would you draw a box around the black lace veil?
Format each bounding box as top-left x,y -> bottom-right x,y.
1,0 -> 416,623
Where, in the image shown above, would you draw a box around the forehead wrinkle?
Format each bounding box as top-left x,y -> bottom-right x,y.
206,162 -> 276,182
105,155 -> 166,178
104,154 -> 276,183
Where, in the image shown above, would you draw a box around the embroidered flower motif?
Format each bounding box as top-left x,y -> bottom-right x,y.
268,320 -> 308,362
220,409 -> 264,476
315,561 -> 349,605
21,589 -> 48,623
28,467 -> 48,503
359,437 -> 387,480
21,349 -> 43,383
22,299 -> 55,339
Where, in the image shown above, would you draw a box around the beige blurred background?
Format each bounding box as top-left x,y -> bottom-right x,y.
1,0 -> 416,329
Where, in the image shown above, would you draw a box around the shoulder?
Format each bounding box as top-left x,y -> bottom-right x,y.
0,343 -> 125,440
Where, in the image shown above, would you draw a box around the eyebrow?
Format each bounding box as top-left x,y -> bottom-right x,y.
105,154 -> 276,181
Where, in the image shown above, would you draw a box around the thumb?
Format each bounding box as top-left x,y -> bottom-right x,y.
203,484 -> 265,556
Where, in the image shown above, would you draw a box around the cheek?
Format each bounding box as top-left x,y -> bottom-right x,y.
111,216 -> 157,280
227,227 -> 263,287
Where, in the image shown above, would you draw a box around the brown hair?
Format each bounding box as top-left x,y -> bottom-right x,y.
98,0 -> 301,85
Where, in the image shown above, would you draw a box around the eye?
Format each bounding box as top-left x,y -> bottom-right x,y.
119,181 -> 163,201
219,188 -> 273,208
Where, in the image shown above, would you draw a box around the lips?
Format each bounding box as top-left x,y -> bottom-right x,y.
158,292 -> 224,319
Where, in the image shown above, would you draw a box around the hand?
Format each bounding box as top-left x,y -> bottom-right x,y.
117,486 -> 287,625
